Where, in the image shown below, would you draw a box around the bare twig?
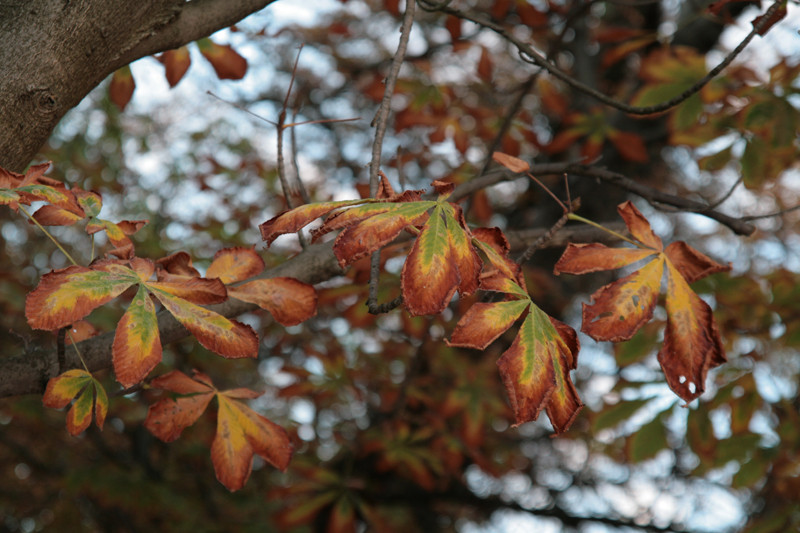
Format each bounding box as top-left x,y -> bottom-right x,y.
419,0 -> 785,116
741,204 -> 800,222
516,198 -> 579,264
368,0 -> 416,315
448,162 -> 756,235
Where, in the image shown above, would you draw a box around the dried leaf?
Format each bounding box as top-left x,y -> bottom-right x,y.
109,65 -> 135,111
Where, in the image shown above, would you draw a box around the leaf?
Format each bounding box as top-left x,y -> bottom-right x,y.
660,262 -> 726,402
212,392 -> 292,491
447,299 -> 529,350
497,305 -> 583,432
197,38 -> 248,80
148,288 -> 258,358
206,247 -> 264,284
144,370 -> 216,442
43,369 -> 107,435
158,46 -> 192,87
401,203 -> 480,315
112,285 -> 161,387
228,277 -> 317,326
26,265 -> 139,330
109,65 -> 135,111
145,370 -> 291,491
260,199 -> 371,245
554,201 -> 730,403
492,151 -> 530,173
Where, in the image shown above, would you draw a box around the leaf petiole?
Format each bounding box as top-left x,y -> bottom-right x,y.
567,213 -> 643,248
18,205 -> 80,266
66,330 -> 90,372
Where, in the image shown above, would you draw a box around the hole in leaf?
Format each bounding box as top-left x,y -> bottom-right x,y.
689,382 -> 696,394
679,375 -> 686,384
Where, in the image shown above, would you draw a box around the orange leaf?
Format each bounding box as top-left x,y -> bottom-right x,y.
112,285 -> 162,387
156,251 -> 201,277
660,263 -> 727,403
26,265 -> 138,330
554,243 -> 657,275
158,46 -> 192,87
492,151 -> 530,173
554,201 -> 730,403
260,199 -> 370,245
109,65 -> 135,111
146,276 -> 227,305
228,277 -> 317,326
447,299 -> 528,350
497,304 -> 583,432
400,204 -> 461,316
144,370 -> 215,442
581,257 -> 665,342
43,369 -> 108,436
149,289 -> 258,358
664,241 -> 730,283
206,247 -> 264,284
197,38 -> 248,80
333,202 -> 432,268
212,392 -> 292,491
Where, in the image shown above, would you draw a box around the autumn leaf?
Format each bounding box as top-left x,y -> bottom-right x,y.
26,259 -> 257,387
197,38 -> 248,80
43,369 -> 108,436
448,279 -> 583,432
145,370 -> 292,491
158,46 -> 192,87
205,247 -> 318,326
260,181 -> 481,316
554,201 -> 730,403
109,65 -> 135,111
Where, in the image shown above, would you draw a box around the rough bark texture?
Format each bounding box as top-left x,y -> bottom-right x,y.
0,0 -> 275,172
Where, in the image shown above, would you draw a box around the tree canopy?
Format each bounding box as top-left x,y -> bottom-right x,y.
1,0 -> 799,531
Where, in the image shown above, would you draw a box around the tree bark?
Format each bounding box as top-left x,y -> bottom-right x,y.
0,0 -> 275,172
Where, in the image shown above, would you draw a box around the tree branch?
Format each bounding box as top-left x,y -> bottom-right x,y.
0,241 -> 343,398
419,0 -> 784,116
448,163 -> 756,236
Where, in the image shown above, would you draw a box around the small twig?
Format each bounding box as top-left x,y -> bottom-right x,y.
66,330 -> 90,372
419,0 -> 785,116
704,176 -> 742,211
516,198 -> 581,264
741,203 -> 800,222
290,110 -> 312,205
206,91 -> 277,126
367,0 -> 417,315
18,205 -> 79,266
56,327 -> 66,374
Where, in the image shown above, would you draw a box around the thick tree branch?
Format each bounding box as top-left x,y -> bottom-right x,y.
0,241 -> 343,398
0,0 -> 275,172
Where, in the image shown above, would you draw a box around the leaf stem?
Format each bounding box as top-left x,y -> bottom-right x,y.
567,213 -> 642,248
18,205 -> 79,266
67,330 -> 90,372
